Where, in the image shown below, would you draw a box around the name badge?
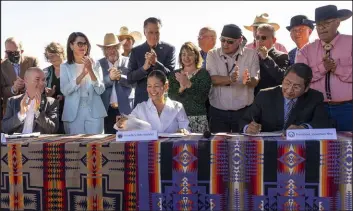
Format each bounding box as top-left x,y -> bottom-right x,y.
1,133 -> 6,143
116,130 -> 158,142
286,128 -> 337,140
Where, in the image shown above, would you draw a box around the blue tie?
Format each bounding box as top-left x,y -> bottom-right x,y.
284,99 -> 295,128
13,63 -> 20,76
288,49 -> 297,65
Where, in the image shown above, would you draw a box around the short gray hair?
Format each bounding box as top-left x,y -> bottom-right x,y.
24,67 -> 43,79
257,24 -> 276,38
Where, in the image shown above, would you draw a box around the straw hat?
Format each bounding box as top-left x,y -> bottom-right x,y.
244,13 -> 280,31
96,33 -> 125,48
117,26 -> 142,43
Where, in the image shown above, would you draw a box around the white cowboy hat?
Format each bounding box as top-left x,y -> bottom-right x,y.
96,33 -> 125,48
244,13 -> 280,31
117,26 -> 142,43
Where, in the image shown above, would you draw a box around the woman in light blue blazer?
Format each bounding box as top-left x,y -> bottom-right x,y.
60,32 -> 107,134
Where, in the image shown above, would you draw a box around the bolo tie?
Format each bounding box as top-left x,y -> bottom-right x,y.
324,43 -> 333,101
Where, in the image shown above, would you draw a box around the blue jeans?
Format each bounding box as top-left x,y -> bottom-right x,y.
325,103 -> 352,131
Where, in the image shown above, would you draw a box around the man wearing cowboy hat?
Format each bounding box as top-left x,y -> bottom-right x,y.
117,26 -> 142,57
244,13 -> 288,53
296,5 -> 352,131
206,24 -> 260,133
97,33 -> 134,134
127,17 -> 176,107
287,15 -> 314,65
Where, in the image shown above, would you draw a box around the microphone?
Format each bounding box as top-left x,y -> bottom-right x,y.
203,130 -> 211,139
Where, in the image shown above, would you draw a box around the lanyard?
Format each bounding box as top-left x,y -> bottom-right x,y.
224,54 -> 240,75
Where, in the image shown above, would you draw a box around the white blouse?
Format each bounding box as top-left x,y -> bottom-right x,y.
75,63 -> 90,97
130,97 -> 189,133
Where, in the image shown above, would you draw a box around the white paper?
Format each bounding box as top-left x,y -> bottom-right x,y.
113,114 -> 152,131
158,133 -> 187,138
241,132 -> 283,137
1,133 -> 6,143
5,132 -> 41,139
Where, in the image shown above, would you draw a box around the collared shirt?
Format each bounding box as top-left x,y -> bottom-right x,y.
108,59 -> 121,104
13,63 -> 20,76
296,34 -> 352,102
206,47 -> 260,111
245,41 -> 288,53
130,97 -> 189,133
18,99 -> 35,134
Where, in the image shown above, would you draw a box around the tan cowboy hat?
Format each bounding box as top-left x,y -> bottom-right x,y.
244,13 -> 280,31
97,33 -> 125,48
117,26 -> 142,43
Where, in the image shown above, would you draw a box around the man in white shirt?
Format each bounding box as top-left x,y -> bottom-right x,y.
2,67 -> 59,134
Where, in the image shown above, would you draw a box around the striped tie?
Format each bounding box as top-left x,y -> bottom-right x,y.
284,99 -> 295,128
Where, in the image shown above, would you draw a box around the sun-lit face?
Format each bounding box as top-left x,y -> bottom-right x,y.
256,29 -> 276,50
198,30 -> 215,50
290,25 -> 312,47
25,70 -> 46,95
144,22 -> 160,47
220,36 -> 242,55
46,52 -> 64,67
147,76 -> 168,101
70,36 -> 88,59
181,48 -> 196,68
104,45 -> 119,63
316,18 -> 340,43
282,71 -> 308,99
122,37 -> 134,53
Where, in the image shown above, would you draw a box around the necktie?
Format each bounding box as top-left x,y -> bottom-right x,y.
13,63 -> 20,76
284,99 -> 295,128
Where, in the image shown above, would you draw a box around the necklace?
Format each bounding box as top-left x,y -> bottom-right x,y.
183,69 -> 199,80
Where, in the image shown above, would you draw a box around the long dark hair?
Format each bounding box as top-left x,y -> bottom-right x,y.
66,32 -> 91,64
148,70 -> 167,85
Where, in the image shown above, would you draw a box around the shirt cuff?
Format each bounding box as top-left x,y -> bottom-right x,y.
301,123 -> 312,129
243,124 -> 249,133
17,112 -> 26,122
11,86 -> 17,95
91,80 -> 99,87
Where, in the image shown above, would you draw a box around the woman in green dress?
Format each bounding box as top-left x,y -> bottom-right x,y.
168,42 -> 211,133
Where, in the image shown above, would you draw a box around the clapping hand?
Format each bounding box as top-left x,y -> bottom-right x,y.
242,69 -> 251,85
109,67 -> 121,81
45,85 -> 56,97
323,54 -> 336,73
257,46 -> 268,60
230,66 -> 239,83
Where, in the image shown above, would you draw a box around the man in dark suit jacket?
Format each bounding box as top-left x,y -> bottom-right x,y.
127,17 -> 176,107
2,67 -> 59,134
254,24 -> 290,96
1,37 -> 39,114
239,63 -> 331,134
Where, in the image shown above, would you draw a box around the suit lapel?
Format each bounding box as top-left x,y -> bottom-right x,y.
275,87 -> 285,126
20,56 -> 28,78
5,60 -> 17,82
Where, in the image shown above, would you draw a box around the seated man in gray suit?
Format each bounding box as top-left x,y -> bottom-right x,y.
2,67 -> 59,134
127,17 -> 176,107
97,33 -> 134,134
239,63 -> 331,134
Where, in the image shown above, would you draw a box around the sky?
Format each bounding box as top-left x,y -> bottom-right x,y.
1,1 -> 352,69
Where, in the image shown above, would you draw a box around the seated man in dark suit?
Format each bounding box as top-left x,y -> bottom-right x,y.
255,24 -> 290,96
240,63 -> 331,134
2,67 -> 59,134
127,17 -> 176,107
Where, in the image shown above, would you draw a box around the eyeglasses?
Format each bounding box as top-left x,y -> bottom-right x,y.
255,35 -> 268,41
316,19 -> 336,29
76,42 -> 88,47
220,38 -> 235,44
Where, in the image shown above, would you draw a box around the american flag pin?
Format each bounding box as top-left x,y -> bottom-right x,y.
160,46 -> 163,49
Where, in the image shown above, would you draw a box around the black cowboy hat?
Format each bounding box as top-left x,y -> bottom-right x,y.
314,5 -> 352,23
286,15 -> 315,31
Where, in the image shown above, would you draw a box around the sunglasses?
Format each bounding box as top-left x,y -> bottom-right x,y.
5,50 -> 20,55
220,38 -> 235,44
76,42 -> 88,47
255,35 -> 268,41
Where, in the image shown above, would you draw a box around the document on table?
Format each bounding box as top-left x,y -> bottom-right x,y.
158,133 -> 187,138
5,132 -> 41,139
241,131 -> 283,137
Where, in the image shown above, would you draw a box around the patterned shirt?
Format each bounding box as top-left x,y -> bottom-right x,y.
168,68 -> 211,116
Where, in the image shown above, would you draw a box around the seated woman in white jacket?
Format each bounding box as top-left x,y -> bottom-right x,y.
60,32 -> 107,134
115,70 -> 189,133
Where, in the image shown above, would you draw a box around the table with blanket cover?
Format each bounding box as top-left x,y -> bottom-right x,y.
1,133 -> 352,211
